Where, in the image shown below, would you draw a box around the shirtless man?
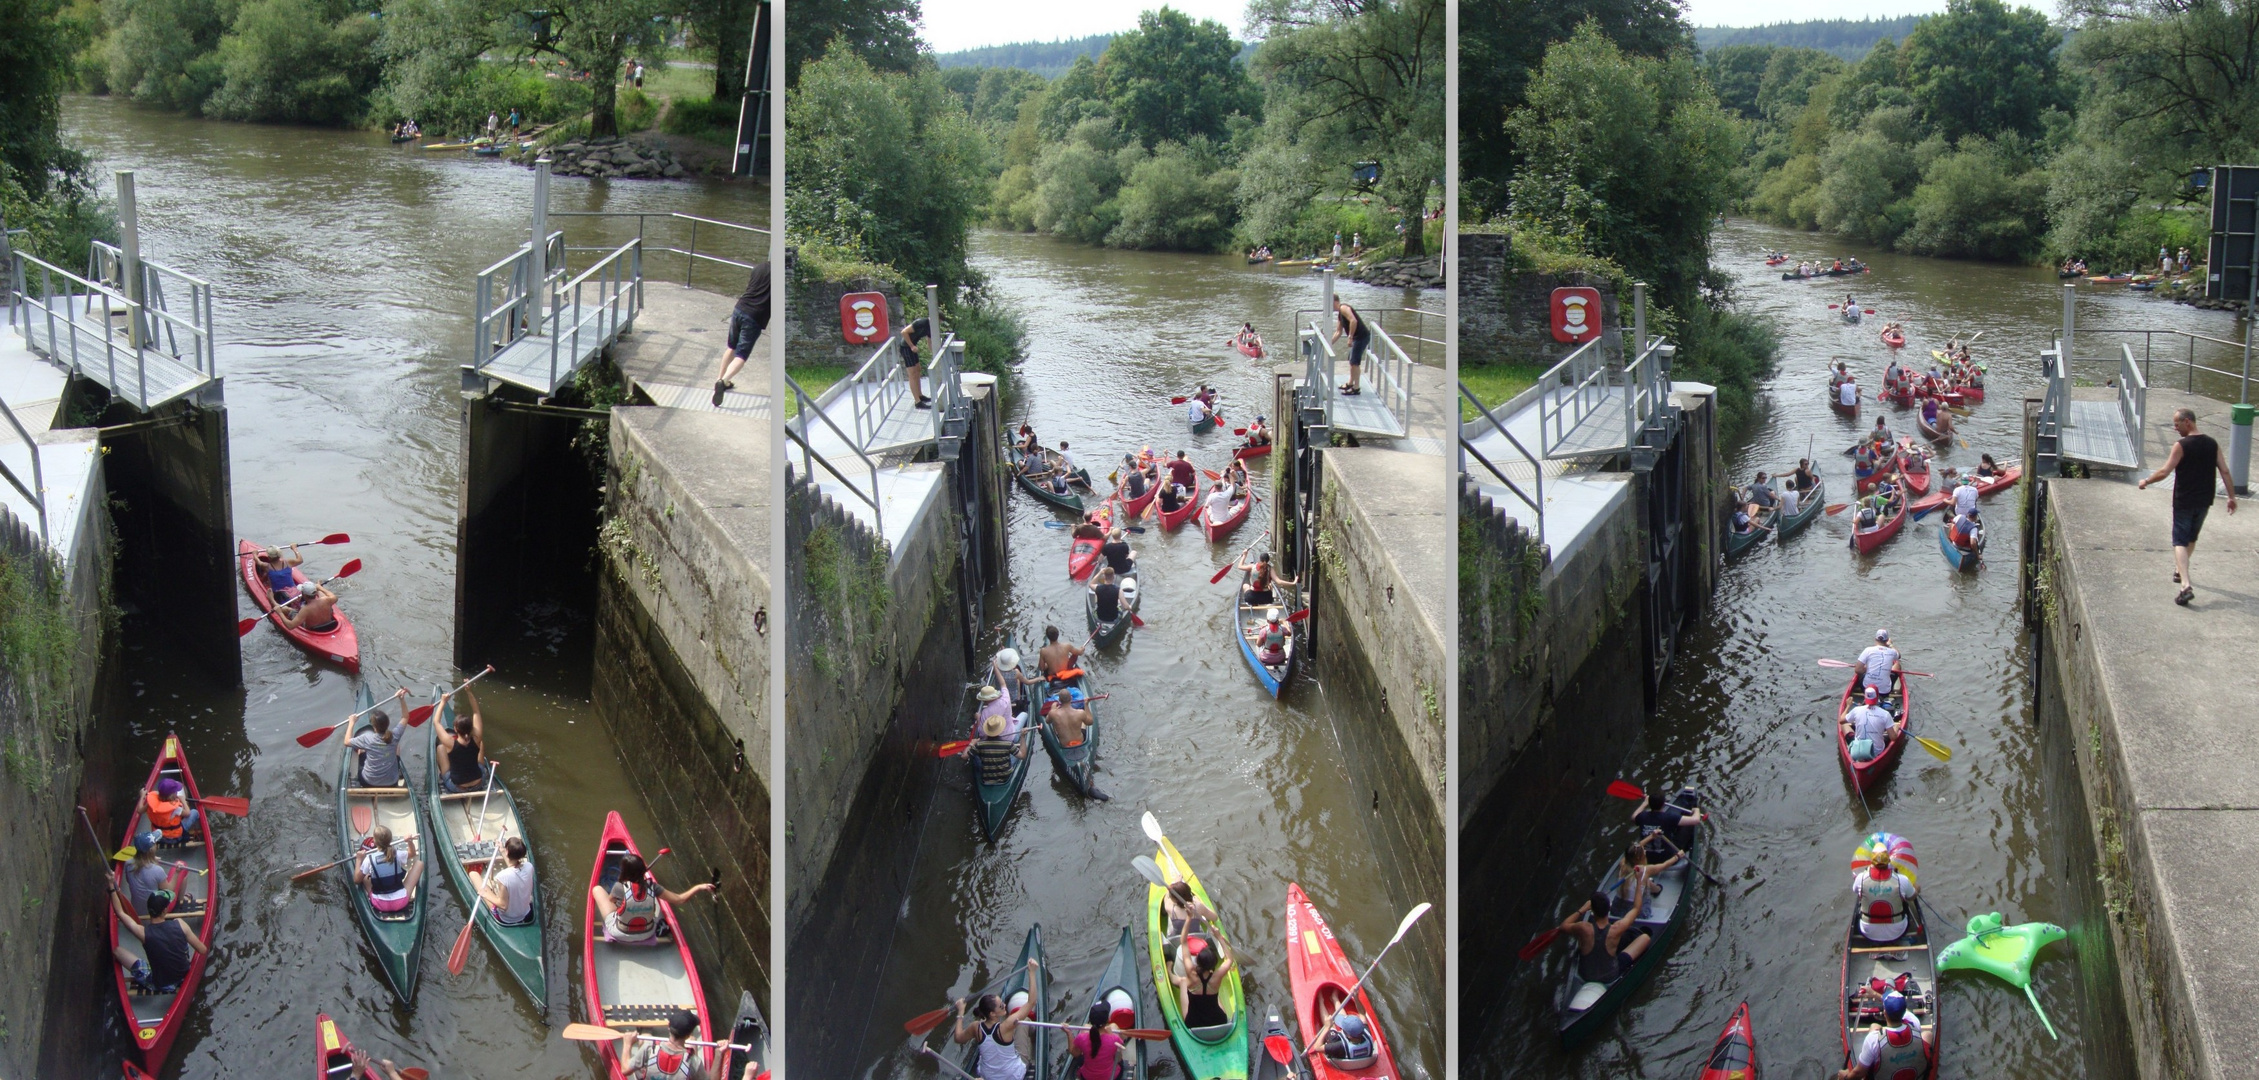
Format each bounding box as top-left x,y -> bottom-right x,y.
1037,627 -> 1084,679
1043,689 -> 1093,748
279,580 -> 341,633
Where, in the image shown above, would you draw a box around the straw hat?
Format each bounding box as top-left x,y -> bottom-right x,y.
977,685 -> 1001,702
981,714 -> 1007,737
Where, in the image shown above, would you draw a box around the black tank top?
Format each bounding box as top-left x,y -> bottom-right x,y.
2174,434 -> 2221,511
447,734 -> 483,784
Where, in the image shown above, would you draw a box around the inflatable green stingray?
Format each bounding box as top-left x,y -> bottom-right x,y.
1936,912 -> 2067,1039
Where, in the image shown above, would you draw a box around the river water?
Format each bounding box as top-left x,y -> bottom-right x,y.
56,95 -> 766,1078
1474,219 -> 2247,1077
847,232 -> 1446,1079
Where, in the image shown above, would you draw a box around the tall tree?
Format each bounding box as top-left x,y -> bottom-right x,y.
1099,7 -> 1260,149
784,0 -> 920,84
1902,0 -> 2065,141
0,0 -> 84,198
681,0 -> 757,102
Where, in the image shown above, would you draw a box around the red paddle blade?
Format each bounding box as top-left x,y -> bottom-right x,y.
1209,562 -> 1236,584
331,558 -> 363,578
1606,779 -> 1645,801
236,616 -> 263,636
195,795 -> 250,816
1129,613 -> 1145,627
446,916 -> 476,975
295,721 -> 345,748
1232,428 -> 1246,435
1517,926 -> 1562,962
400,1070 -> 430,1080
1264,1033 -> 1295,1063
904,1005 -> 951,1036
1169,396 -> 1187,404
350,803 -> 374,833
934,740 -> 971,758
314,533 -> 350,545
405,703 -> 434,726
1285,608 -> 1310,623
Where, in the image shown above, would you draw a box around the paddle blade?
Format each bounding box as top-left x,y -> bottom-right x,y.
236,616 -> 263,637
111,849 -> 135,862
446,916 -> 476,975
935,740 -> 971,758
289,861 -> 335,883
405,703 -> 436,726
1210,562 -> 1237,584
1824,503 -> 1850,515
1391,901 -> 1434,943
562,1022 -> 637,1042
1169,396 -> 1187,404
1122,1028 -> 1173,1041
1202,469 -> 1221,480
331,558 -> 363,579
314,533 -> 351,545
295,721 -> 344,749
1516,926 -> 1562,962
351,803 -> 374,833
1131,854 -> 1167,888
195,795 -> 250,816
1915,735 -> 1953,762
400,1070 -> 430,1080
1285,608 -> 1311,623
1817,658 -> 1856,668
904,1005 -> 951,1037
1264,1033 -> 1295,1063
1141,811 -> 1165,843
1606,779 -> 1645,802
1129,613 -> 1145,628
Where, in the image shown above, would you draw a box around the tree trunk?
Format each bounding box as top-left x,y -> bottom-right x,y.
711,1 -> 751,102
1398,176 -> 1431,258
589,52 -> 623,137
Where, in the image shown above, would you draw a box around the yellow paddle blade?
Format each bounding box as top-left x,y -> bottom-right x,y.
1915,735 -> 1953,762
561,1022 -> 636,1042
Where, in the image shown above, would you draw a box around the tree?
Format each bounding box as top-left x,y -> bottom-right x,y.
206,0 -> 383,124
784,0 -> 919,83
1902,0 -> 2065,142
1099,7 -> 1260,149
1705,44 -> 1775,120
680,0 -> 756,102
1,0 -> 86,198
1249,0 -> 1445,256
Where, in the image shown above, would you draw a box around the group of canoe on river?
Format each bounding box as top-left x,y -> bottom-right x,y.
130,541 -> 770,1079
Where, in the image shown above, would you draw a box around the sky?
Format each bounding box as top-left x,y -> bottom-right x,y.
918,0 -> 1256,54
1683,0 -> 1948,28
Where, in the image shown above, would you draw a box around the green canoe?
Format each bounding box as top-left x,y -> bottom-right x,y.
1146,837 -> 1249,1080
1777,477 -> 1826,542
1035,668 -> 1100,798
972,635 -> 1035,841
338,683 -> 427,1005
965,925 -> 1049,1080
1012,444 -> 1092,513
425,686 -> 546,1005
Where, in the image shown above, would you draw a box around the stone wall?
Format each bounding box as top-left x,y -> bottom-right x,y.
1459,231 -> 1620,369
785,260 -> 903,371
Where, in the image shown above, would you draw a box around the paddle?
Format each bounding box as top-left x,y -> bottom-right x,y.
1297,902 -> 1433,1058
237,559 -> 362,635
79,805 -> 116,881
1817,658 -> 1933,678
285,838 -> 412,882
559,1023 -> 752,1050
1516,926 -> 1562,962
934,740 -> 972,758
903,1004 -> 954,1037
185,794 -> 249,816
236,534 -> 351,557
294,687 -> 409,749
446,763 -> 504,975
1211,541 -> 1260,585
922,1047 -> 983,1080
1020,1020 -> 1172,1041
111,850 -> 210,876
1131,854 -> 1167,889
405,666 -> 496,727
1913,735 -> 1954,762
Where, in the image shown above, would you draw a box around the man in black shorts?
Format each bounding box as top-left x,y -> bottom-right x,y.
2138,407 -> 2238,605
898,317 -> 933,409
711,262 -> 770,406
1331,298 -> 1370,396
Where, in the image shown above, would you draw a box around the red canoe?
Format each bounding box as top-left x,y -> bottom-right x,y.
1881,384 -> 1918,408
1881,331 -> 1905,349
1836,668 -> 1912,795
582,812 -> 714,1080
1954,384 -> 1986,404
111,733 -> 219,1076
1698,1001 -> 1759,1079
1118,463 -> 1161,519
1202,493 -> 1251,542
1286,883 -> 1401,1080
1910,466 -> 2022,518
1158,487 -> 1200,532
1069,500 -> 1115,580
1234,442 -> 1273,461
1237,339 -> 1265,359
1830,384 -> 1859,417
1895,441 -> 1932,496
237,539 -> 360,672
1849,495 -> 1908,554
315,1013 -> 365,1078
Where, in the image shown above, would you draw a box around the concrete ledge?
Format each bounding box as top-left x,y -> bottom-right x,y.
1319,447 -> 1446,817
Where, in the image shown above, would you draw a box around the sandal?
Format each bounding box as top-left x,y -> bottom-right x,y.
2176,586 -> 2195,606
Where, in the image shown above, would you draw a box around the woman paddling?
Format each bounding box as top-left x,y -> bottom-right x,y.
951,960 -> 1041,1080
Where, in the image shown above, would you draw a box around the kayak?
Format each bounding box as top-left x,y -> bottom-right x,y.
1938,520 -> 1982,571
1836,668 -> 1912,795
1252,1011 -> 1296,1080
315,1013 -> 362,1079
582,811 -> 714,1080
1146,837 -> 1250,1080
1015,446 -> 1089,514
1237,567 -> 1299,698
1776,478 -> 1825,543
1895,440 -> 1932,495
339,682 -> 427,1005
972,636 -> 1035,841
1765,256 -> 1788,266
1881,331 -> 1905,348
1069,500 -> 1115,581
1699,1001 -> 1759,1079
1782,266 -> 1868,279
1081,928 -> 1149,1080
1236,339 -> 1265,359
1035,665 -> 1101,797
1086,562 -> 1138,647
426,689 -> 546,1005
1285,883 -> 1401,1080
1158,487 -> 1201,532
1838,898 -> 1940,1079
1202,493 -> 1251,542
112,733 -> 219,1075
1725,503 -> 1775,558
238,539 -> 360,671
1559,787 -> 1704,1045
2087,274 -> 2131,283
726,990 -> 770,1080
968,926 -> 1049,1080
1954,384 -> 1985,404
1849,494 -> 1908,554
1830,384 -> 1859,417
1234,441 -> 1273,461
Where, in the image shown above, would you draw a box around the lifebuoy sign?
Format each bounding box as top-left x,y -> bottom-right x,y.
1551,287 -> 1602,343
841,292 -> 889,344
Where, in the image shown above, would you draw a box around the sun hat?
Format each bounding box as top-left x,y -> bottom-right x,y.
977,686 -> 1001,702
981,714 -> 1007,737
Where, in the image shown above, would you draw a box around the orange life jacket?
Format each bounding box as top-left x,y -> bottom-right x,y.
146,790 -> 188,839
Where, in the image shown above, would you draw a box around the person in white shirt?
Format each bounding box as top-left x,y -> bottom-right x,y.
1853,849 -> 1917,943
1952,475 -> 1980,519
1856,630 -> 1900,696
1188,397 -> 1212,425
1840,685 -> 1902,762
1203,482 -> 1235,526
1779,484 -> 1801,518
473,836 -> 537,926
1839,378 -> 1859,407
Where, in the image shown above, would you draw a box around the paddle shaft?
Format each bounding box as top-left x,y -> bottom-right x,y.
1301,927 -> 1422,1058
287,838 -> 411,881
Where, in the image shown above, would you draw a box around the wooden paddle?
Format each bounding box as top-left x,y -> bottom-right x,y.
1817,658 -> 1933,678
294,687 -> 409,748
185,794 -> 249,816
405,666 -> 496,727
559,1023 -> 752,1050
236,533 -> 351,556
238,559 -> 362,635
285,837 -> 411,882
1020,1020 -> 1172,1041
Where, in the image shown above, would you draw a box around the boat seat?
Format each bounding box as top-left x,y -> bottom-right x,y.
373,903 -> 416,923
1568,981 -> 1608,1010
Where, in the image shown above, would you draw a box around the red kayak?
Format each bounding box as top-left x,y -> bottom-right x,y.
238,539 -> 360,671
315,1013 -> 368,1078
1069,500 -> 1115,580
1698,1001 -> 1759,1079
1836,668 -> 1912,794
1237,339 -> 1265,359
1765,256 -> 1788,266
1849,495 -> 1908,554
1202,493 -> 1251,542
1234,441 -> 1273,461
1285,883 -> 1401,1080
1910,466 -> 2021,517
1881,331 -> 1905,349
582,812 -> 714,1080
112,734 -> 219,1076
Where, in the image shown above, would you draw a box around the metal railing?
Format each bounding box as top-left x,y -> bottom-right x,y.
1624,335 -> 1671,452
1525,330 -> 1672,460
1297,310 -> 1414,436
1458,380 -> 1541,547
545,211 -> 768,290
86,241 -> 217,378
2117,343 -> 2148,472
2045,341 -> 2150,471
796,287 -> 961,455
472,231 -> 568,364
7,251 -> 152,405
785,373 -> 883,536
2073,326 -> 2250,401
535,239 -> 642,391
0,394 -> 45,546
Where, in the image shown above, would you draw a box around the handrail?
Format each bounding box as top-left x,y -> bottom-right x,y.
1458,380 -> 1541,548
2071,325 -> 2250,401
544,210 -> 768,289
0,395 -> 45,547
8,251 -> 150,406
470,230 -> 568,376
86,241 -> 217,378
2119,343 -> 2148,471
540,239 -> 641,390
785,373 -> 883,537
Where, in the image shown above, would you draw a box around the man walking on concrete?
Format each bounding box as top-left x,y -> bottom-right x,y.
2138,407 -> 2238,605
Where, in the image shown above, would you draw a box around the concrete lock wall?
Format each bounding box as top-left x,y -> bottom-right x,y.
1459,231 -> 1620,368
452,390 -> 602,668
592,407 -> 771,993
93,394 -> 238,686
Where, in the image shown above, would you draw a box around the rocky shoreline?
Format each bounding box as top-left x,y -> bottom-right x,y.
1347,254 -> 1444,289
507,136 -> 687,179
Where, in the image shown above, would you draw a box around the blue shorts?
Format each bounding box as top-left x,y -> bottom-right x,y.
2173,502 -> 2210,547
727,308 -> 762,359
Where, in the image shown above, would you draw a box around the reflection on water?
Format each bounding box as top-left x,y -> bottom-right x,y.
848,232 -> 1444,1079
56,95 -> 764,1077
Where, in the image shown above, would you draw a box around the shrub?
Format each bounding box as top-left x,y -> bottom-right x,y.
204,0 -> 382,125
661,95 -> 737,134
1898,137 -> 2049,260
615,87 -> 657,133
1107,142 -> 1238,251
370,62 -> 591,138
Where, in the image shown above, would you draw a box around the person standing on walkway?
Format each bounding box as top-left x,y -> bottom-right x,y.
2138,407 -> 2238,605
898,317 -> 934,409
1331,298 -> 1370,396
712,261 -> 771,407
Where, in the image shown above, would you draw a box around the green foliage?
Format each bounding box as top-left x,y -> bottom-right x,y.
1899,135 -> 2050,260
783,0 -> 921,85
102,0 -> 228,112
614,86 -> 657,132
661,95 -> 738,135
935,34 -> 1112,80
948,295 -> 1027,377
675,0 -> 755,103
1901,0 -> 2065,143
1705,44 -> 1773,120
1109,141 -> 1239,251
1102,8 -> 1260,149
1026,121 -> 1127,244
0,169 -> 117,264
205,0 -> 382,124
0,0 -> 113,259
1670,303 -> 1780,435
1693,16 -> 1925,60
370,62 -> 590,137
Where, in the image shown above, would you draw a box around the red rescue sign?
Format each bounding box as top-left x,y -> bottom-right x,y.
840,292 -> 889,344
1551,287 -> 1602,343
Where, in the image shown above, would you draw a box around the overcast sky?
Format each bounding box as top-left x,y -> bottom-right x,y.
918,0 -> 1254,54
1685,0 -> 1949,27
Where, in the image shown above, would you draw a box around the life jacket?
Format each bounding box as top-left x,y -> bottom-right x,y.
613,878 -> 659,937
362,846 -> 408,896
1858,873 -> 1907,926
1871,1021 -> 1930,1080
1322,1017 -> 1376,1067
146,790 -> 189,840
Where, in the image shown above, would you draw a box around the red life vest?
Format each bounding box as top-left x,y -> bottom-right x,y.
1859,874 -> 1906,925
649,1041 -> 694,1079
1871,1021 -> 1929,1080
146,791 -> 189,839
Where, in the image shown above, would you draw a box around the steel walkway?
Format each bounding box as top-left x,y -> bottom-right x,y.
7,247 -> 219,411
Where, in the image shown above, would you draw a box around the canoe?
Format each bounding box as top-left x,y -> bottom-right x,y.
1725,503 -> 1775,558
339,683 -> 426,1005
1849,494 -> 1908,554
1699,1001 -> 1759,1079
1236,339 -> 1265,359
1086,563 -> 1138,647
1829,384 -> 1859,417
1234,441 -> 1273,461
1836,669 -> 1912,795
1938,520 -> 1981,571
1252,1012 -> 1297,1080
426,688 -> 545,1005
972,636 -> 1035,841
1069,500 -> 1115,581
1146,837 -> 1249,1079
1285,883 -> 1401,1080
1777,478 -> 1825,543
2086,274 -> 2131,283
1842,308 -> 1862,324
238,539 -> 360,671
1118,464 -> 1162,518
726,990 -> 770,1080
1765,256 -> 1788,266
1158,486 -> 1202,532
1912,466 -> 2020,519
1015,446 -> 1088,514
1192,409 -> 1220,434
315,1013 -> 362,1078
1237,567 -> 1299,698
1559,788 -> 1704,1045
1838,898 -> 1939,1079
1035,666 -> 1101,797
1954,385 -> 1985,404
1079,928 -> 1149,1080
126,1066 -> 155,1080
1879,383 -> 1918,408
1916,414 -> 1948,443
1881,331 -> 1904,348
969,926 -> 1049,1080
1202,493 -> 1251,542
1895,441 -> 1932,495
582,811 -> 713,1080
111,733 -> 218,1075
